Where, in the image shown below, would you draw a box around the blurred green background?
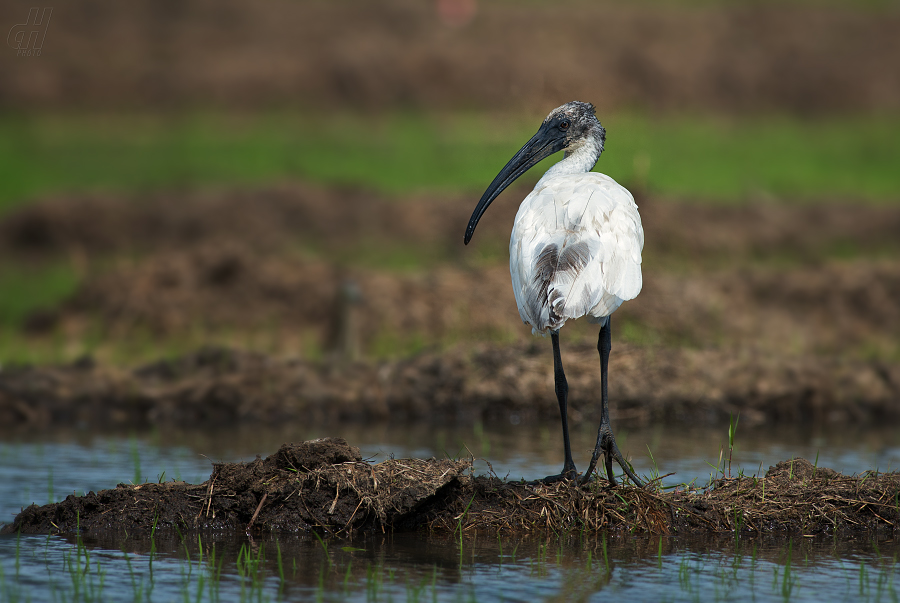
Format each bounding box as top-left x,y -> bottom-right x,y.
2,112 -> 900,211
1,0 -> 899,365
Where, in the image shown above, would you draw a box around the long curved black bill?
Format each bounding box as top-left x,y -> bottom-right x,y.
464,129 -> 566,245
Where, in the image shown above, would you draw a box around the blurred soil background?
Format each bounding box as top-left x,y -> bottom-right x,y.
1,0 -> 899,429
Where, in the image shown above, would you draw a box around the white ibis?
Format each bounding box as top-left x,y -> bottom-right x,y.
464,101 -> 644,487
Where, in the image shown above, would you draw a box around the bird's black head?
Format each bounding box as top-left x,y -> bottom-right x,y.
464,101 -> 605,245
540,101 -> 606,157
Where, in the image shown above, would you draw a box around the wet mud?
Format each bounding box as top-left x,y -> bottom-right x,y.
4,438 -> 898,538
1,344 -> 898,430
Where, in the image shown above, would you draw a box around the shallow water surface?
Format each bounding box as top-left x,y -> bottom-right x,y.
1,524 -> 897,602
1,422 -> 898,602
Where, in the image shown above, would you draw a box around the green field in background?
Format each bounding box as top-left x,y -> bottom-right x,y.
1,111 -> 899,213
2,110 -> 899,364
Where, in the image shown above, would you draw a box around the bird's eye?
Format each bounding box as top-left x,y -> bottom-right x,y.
559,120 -> 570,131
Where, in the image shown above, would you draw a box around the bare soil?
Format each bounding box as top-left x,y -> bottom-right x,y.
6,185 -> 900,265
1,185 -> 899,429
4,438 -> 897,537
1,344 -> 898,430
5,186 -> 900,358
2,1 -> 900,114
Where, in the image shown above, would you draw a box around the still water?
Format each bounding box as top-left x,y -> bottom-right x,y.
0,421 -> 898,602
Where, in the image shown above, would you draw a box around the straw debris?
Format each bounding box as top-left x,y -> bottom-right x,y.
667,459 -> 900,535
3,441 -> 898,538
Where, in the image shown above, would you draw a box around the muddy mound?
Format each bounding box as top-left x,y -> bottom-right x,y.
455,460 -> 900,536
3,1 -> 899,113
3,438 -> 471,535
4,439 -> 897,538
2,345 -> 897,429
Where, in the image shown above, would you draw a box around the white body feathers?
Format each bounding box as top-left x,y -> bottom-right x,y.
509,172 -> 644,335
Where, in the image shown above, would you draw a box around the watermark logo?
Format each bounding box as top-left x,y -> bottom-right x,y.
8,7 -> 52,57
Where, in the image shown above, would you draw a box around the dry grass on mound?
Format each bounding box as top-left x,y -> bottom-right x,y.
5,440 -> 898,539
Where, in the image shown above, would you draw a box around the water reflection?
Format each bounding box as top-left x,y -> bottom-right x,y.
1,421 -> 898,523
1,527 -> 897,602
1,421 -> 898,601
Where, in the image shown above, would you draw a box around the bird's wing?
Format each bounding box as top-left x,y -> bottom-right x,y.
510,173 -> 643,334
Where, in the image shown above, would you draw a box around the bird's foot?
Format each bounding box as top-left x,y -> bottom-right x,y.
527,463 -> 578,486
579,424 -> 643,488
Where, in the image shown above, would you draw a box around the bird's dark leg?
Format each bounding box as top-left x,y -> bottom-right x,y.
580,318 -> 643,488
552,331 -> 578,480
533,331 -> 578,483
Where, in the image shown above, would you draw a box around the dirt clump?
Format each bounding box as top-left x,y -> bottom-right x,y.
4,439 -> 897,538
271,438 -> 363,472
2,438 -> 470,536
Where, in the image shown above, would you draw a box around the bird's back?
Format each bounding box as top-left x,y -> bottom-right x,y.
509,172 -> 644,335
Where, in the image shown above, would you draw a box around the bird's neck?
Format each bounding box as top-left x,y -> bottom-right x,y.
536,129 -> 603,188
